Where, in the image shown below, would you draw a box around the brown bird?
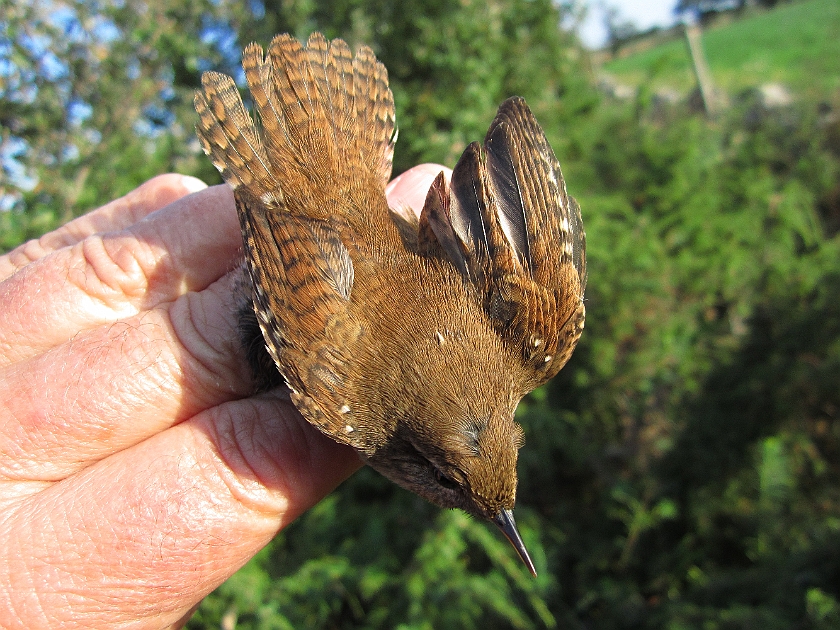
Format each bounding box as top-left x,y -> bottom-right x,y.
194,32 -> 586,576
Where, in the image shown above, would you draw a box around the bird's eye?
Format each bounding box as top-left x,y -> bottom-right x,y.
434,467 -> 459,490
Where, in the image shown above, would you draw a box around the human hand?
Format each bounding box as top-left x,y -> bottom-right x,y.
0,165 -> 447,629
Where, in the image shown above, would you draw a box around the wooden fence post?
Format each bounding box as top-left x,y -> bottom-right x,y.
685,21 -> 718,115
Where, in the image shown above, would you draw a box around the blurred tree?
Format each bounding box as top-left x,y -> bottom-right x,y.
530,89 -> 840,628
602,4 -> 640,55
0,0 -> 242,248
1,0 -> 594,249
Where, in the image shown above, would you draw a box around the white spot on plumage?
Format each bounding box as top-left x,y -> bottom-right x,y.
261,192 -> 276,206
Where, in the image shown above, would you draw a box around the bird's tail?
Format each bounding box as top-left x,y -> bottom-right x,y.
194,32 -> 396,215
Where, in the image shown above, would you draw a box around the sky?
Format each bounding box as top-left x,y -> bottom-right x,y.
578,0 -> 679,49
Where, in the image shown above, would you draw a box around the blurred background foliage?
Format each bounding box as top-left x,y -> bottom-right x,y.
3,0 -> 840,627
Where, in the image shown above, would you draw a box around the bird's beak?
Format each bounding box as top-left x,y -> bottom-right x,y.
493,509 -> 537,576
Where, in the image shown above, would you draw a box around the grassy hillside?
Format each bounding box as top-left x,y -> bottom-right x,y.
601,0 -> 840,99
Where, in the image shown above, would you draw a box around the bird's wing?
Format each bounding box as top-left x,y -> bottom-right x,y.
195,33 -> 397,453
417,97 -> 586,388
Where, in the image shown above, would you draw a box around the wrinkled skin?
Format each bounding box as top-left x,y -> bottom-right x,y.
0,166 -> 442,629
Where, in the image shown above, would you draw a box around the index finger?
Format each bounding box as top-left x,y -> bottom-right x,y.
0,184 -> 240,366
0,174 -> 208,280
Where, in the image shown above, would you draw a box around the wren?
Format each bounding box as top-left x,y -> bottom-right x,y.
194,33 -> 586,576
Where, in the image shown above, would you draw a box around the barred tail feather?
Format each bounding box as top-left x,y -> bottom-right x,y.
194,72 -> 282,206
352,45 -> 396,186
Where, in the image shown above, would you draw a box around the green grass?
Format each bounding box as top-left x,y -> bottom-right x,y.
601,0 -> 840,99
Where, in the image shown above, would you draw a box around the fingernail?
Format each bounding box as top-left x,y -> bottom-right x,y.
180,175 -> 208,194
